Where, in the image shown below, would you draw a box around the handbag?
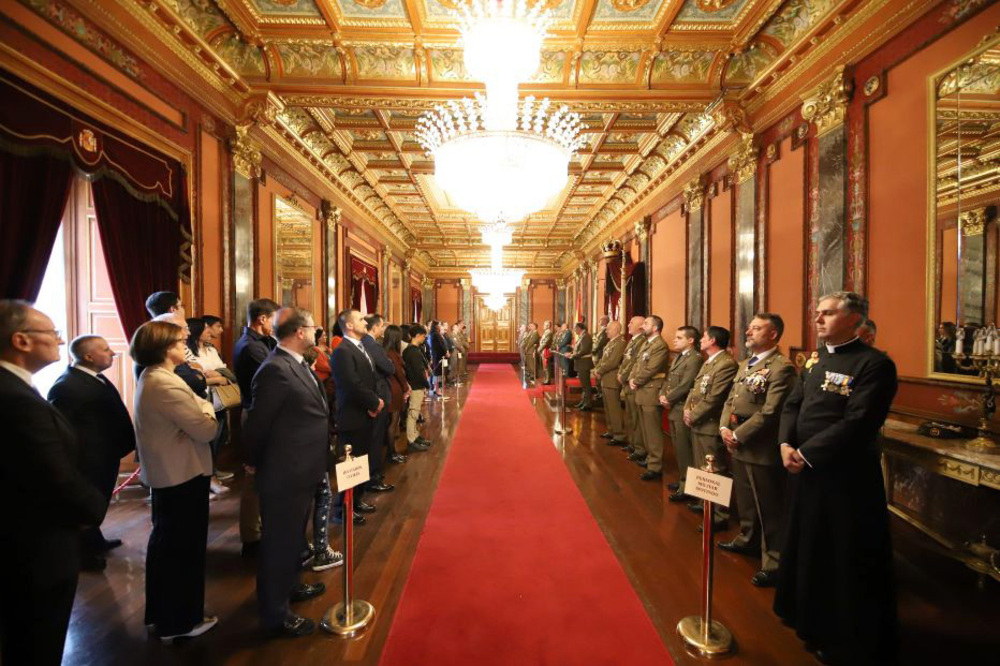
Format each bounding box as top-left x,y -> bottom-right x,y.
212,382 -> 242,411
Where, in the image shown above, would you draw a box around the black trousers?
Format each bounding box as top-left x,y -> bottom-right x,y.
258,486 -> 315,629
80,452 -> 120,556
0,555 -> 77,666
146,475 -> 210,635
368,408 -> 389,480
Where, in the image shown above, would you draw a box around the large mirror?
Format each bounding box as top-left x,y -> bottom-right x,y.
931,36 -> 1000,378
274,195 -> 314,309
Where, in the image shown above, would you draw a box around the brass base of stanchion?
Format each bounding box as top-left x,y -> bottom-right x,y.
321,600 -> 375,638
676,616 -> 733,658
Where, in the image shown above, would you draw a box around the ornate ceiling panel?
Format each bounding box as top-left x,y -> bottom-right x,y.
135,0 -> 862,269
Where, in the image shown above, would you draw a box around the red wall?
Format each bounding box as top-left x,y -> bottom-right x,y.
436,282 -> 460,324
766,136 -> 806,349
709,191 -> 733,331
652,208 -> 686,334
531,282 -> 555,325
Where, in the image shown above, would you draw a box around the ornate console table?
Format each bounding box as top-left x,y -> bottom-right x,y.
881,419 -> 1000,587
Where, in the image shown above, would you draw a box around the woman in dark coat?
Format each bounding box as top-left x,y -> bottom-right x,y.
382,325 -> 410,464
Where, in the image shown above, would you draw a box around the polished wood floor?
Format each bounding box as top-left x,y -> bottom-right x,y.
67,366 -> 999,665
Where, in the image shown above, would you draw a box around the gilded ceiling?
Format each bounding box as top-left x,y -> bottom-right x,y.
141,0 -> 852,269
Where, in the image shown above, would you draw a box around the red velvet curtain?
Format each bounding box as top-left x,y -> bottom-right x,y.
0,72 -> 191,318
92,176 -> 186,337
350,256 -> 379,313
0,151 -> 73,299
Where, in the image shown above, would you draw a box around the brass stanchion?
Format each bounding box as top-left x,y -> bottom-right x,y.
322,445 -> 375,638
677,454 -> 733,658
553,355 -> 572,435
438,360 -> 450,401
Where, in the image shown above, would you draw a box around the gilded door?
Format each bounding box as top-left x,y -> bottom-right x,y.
476,296 -> 514,352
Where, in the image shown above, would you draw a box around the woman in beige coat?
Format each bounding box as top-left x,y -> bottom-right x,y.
131,320 -> 219,643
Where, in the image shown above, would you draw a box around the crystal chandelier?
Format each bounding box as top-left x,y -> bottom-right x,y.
414,0 -> 586,224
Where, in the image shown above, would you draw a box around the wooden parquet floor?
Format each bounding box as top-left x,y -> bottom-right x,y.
65,367 -> 1000,665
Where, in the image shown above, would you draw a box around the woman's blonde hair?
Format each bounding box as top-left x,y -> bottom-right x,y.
130,321 -> 183,367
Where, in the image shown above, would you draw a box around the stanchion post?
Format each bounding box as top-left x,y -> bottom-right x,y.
553,355 -> 572,435
322,445 -> 375,638
676,454 -> 733,658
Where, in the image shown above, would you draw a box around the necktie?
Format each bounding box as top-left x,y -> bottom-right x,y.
302,360 -> 323,395
748,355 -> 759,367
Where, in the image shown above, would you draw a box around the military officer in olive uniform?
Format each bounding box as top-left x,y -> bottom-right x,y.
659,326 -> 703,501
593,320 -> 626,444
538,321 -> 553,384
629,316 -> 670,481
570,322 -> 594,410
718,313 -> 796,588
775,292 -> 898,666
683,325 -> 738,526
618,316 -> 647,457
521,322 -> 540,385
590,316 -> 610,405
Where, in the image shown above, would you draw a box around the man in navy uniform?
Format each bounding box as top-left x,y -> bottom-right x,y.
775,292 -> 898,665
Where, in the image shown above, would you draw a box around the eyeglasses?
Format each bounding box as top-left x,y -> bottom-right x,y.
21,329 -> 62,339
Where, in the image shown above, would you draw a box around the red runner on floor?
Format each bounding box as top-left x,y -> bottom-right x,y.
379,365 -> 674,666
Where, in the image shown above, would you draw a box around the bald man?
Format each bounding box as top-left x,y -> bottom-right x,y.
0,300 -> 105,666
49,335 -> 136,570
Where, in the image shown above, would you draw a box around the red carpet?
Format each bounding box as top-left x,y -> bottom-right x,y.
468,351 -> 521,363
379,365 -> 674,666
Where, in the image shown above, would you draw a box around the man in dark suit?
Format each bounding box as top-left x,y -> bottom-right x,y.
362,314 -> 395,494
570,322 -> 595,410
0,300 -> 106,666
244,307 -> 329,638
48,335 -> 136,571
233,298 -> 279,556
332,309 -> 384,518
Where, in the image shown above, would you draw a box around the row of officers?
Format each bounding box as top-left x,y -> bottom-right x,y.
519,292 -> 897,666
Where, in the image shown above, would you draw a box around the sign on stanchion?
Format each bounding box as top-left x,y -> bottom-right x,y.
322,445 -> 376,638
677,454 -> 735,658
553,355 -> 572,435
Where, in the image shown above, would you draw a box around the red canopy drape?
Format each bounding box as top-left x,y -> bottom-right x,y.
0,71 -> 191,327
605,256 -> 646,322
350,256 -> 379,313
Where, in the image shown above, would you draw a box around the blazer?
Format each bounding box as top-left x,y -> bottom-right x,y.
592,327 -> 609,364
403,344 -> 430,390
362,334 -> 394,402
0,367 -> 106,581
244,348 -> 329,494
572,332 -> 594,373
720,351 -> 796,465
133,366 -> 218,489
521,330 -> 540,357
593,335 -> 626,389
628,335 -> 669,406
386,349 -> 409,412
48,366 -> 136,467
618,335 -> 647,393
660,349 -> 704,418
331,339 -> 382,432
684,351 -> 740,435
233,327 -> 276,409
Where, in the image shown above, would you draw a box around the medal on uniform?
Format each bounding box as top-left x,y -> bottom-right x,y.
699,373 -> 711,395
743,367 -> 770,395
805,351 -> 820,372
821,371 -> 854,396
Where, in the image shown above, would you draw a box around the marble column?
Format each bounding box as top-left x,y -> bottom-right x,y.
422,278 -> 435,321
460,278 -> 473,328
683,178 -> 705,332
802,66 -> 853,298
556,279 -> 567,323
519,278 -> 531,329
728,133 -> 759,360
635,217 -> 651,316
229,123 -> 260,336
321,201 -> 341,330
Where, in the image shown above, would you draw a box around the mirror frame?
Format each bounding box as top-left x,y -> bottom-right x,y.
926,32 -> 1000,384
272,193 -> 315,311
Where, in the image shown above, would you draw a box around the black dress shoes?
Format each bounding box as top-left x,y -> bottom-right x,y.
409,440 -> 430,451
99,538 -> 124,552
639,470 -> 662,481
290,582 -> 326,603
611,439 -> 627,448
270,615 -> 316,638
666,482 -> 680,492
667,491 -> 690,503
636,459 -> 648,468
369,481 -> 395,492
355,500 -> 377,514
416,436 -> 433,447
750,570 -> 778,588
626,451 -> 646,462
352,512 -> 366,525
719,540 -> 758,555
687,502 -> 704,513
390,453 -> 408,464
600,431 -> 614,439
623,445 -> 635,454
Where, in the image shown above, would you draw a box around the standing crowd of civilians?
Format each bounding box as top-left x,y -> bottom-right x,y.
0,292 -> 468,665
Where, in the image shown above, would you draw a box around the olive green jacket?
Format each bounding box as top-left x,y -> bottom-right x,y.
659,349 -> 704,419
719,350 -> 796,465
593,335 -> 626,389
617,335 -> 646,395
684,350 -> 739,435
629,335 -> 669,406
